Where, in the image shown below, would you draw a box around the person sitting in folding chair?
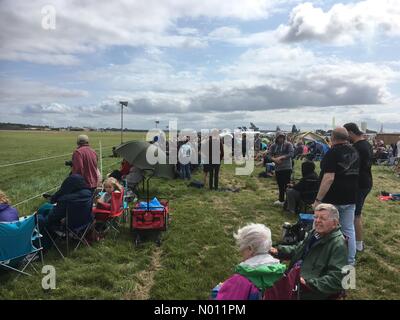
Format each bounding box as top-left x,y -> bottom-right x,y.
94,177 -> 122,210
0,213 -> 43,276
284,161 -> 319,214
0,190 -> 19,223
92,178 -> 124,236
212,223 -> 286,300
270,203 -> 348,300
37,174 -> 93,253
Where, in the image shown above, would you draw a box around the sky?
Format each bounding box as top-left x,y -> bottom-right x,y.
0,0 -> 399,132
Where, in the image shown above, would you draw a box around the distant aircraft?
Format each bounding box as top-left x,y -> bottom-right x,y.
250,122 -> 259,130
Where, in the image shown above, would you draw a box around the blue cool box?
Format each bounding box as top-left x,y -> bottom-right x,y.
299,213 -> 314,221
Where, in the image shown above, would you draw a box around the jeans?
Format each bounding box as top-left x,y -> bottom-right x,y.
335,204 -> 356,265
180,163 -> 191,180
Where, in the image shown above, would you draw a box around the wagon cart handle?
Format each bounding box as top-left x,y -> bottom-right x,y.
142,169 -> 155,211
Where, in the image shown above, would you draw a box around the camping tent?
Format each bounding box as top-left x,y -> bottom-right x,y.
293,131 -> 329,146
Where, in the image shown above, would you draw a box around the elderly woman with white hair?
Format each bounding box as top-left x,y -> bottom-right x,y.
214,223 -> 286,300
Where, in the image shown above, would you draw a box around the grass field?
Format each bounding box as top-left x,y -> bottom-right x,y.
0,130 -> 399,299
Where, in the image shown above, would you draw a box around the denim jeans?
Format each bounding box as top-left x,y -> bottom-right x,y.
180,163 -> 191,180
335,204 -> 356,265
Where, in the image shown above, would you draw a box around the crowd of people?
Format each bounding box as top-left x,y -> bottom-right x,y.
1,124 -> 396,300
371,137 -> 400,177
216,122 -> 378,300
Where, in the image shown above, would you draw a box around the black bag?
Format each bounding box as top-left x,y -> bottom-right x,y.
281,220 -> 312,245
188,180 -> 204,189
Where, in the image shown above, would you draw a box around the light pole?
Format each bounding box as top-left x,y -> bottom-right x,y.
119,101 -> 128,144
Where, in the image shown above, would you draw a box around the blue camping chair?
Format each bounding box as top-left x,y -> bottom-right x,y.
0,213 -> 43,276
44,199 -> 94,259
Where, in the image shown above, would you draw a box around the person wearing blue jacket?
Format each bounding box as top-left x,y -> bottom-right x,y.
38,174 -> 93,249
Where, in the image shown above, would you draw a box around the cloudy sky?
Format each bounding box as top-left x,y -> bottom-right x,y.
1,0 -> 399,131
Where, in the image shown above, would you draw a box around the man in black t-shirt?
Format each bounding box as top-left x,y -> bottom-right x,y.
344,123 -> 373,253
313,127 -> 359,265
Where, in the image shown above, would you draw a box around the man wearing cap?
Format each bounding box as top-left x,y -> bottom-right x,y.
71,135 -> 99,192
344,123 -> 373,253
312,127 -> 359,265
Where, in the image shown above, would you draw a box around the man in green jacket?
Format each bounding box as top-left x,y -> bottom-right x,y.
270,203 -> 348,299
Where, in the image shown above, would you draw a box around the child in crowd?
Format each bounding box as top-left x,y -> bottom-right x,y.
95,177 -> 122,210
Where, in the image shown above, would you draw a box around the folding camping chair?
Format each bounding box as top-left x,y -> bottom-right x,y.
0,213 -> 44,276
92,190 -> 124,237
45,199 -> 94,259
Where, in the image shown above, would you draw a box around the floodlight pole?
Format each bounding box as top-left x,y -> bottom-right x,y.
120,101 -> 128,144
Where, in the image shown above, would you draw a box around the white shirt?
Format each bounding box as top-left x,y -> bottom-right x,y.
179,144 -> 192,161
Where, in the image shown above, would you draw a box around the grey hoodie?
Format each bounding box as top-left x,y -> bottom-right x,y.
269,135 -> 294,171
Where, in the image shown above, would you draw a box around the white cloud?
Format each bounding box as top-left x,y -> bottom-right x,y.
176,28 -> 199,36
2,42 -> 397,125
209,27 -> 242,39
280,0 -> 400,45
0,78 -> 88,105
1,1 -> 399,131
0,0 -> 290,65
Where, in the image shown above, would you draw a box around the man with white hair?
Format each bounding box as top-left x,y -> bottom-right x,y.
270,203 -> 348,300
71,135 -> 99,192
215,223 -> 286,300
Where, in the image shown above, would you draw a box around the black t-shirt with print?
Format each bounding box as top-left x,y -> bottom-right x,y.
320,143 -> 360,205
353,139 -> 373,189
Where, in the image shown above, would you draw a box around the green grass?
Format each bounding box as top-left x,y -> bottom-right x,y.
1,130 -> 399,299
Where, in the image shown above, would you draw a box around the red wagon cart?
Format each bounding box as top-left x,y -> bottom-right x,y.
130,172 -> 170,246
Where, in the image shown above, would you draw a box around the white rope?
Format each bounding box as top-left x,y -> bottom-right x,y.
0,153 -> 73,169
0,145 -> 115,169
13,185 -> 61,208
103,160 -> 121,170
11,157 -> 120,209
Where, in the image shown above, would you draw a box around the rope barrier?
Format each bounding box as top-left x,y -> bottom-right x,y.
12,160 -> 121,208
3,138 -> 121,208
0,145 -> 115,169
102,160 -> 122,170
0,153 -> 73,169
13,185 -> 61,208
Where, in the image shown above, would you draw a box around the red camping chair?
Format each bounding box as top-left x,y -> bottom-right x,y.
263,265 -> 301,300
92,190 -> 124,236
263,265 -> 345,300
